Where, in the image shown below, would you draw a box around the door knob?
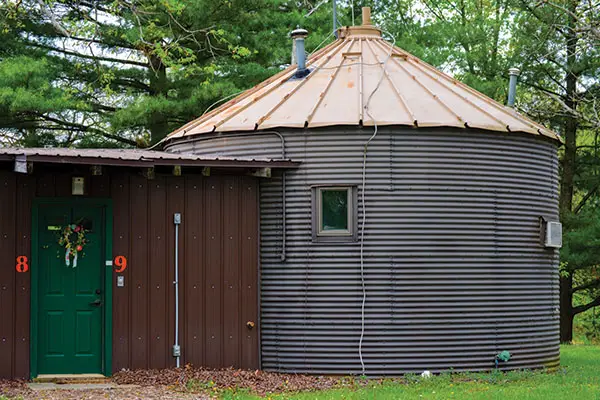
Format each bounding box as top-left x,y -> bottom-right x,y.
90,299 -> 103,307
246,321 -> 255,329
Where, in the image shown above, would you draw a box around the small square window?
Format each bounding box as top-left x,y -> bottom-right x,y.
312,186 -> 357,242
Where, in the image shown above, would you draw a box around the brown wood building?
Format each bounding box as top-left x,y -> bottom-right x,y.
0,148 -> 297,379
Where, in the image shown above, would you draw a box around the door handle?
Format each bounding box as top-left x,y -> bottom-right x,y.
90,299 -> 103,307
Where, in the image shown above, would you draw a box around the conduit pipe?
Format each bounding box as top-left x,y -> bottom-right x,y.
173,213 -> 182,367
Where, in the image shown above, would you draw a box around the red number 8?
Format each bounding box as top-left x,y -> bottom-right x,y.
16,256 -> 29,273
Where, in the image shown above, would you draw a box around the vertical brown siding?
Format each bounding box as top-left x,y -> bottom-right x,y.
205,176 -> 223,367
241,176 -> 260,369
36,172 -> 55,197
183,176 -> 204,365
0,172 -> 16,378
90,174 -> 110,198
129,175 -> 149,370
54,172 -> 71,197
0,168 -> 260,378
223,176 -> 241,367
148,177 -> 168,369
111,174 -> 130,372
14,175 -> 34,378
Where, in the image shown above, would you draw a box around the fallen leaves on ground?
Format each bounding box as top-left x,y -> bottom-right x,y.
0,378 -> 210,400
112,366 -> 361,396
0,367 -> 376,399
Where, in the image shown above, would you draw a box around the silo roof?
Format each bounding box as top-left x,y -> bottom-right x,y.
167,17 -> 560,142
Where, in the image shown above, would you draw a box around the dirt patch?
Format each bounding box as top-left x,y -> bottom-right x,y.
0,379 -> 30,398
112,366 -> 362,396
1,368 -> 376,398
0,379 -> 208,400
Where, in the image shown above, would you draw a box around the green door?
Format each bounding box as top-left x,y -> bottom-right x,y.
36,204 -> 105,374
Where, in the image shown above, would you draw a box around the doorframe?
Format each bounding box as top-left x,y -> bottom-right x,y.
30,198 -> 113,378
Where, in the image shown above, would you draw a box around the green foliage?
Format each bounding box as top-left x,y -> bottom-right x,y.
0,56 -> 81,113
212,345 -> 600,400
373,0 -> 517,101
0,0 -> 332,146
574,294 -> 600,343
562,209 -> 600,270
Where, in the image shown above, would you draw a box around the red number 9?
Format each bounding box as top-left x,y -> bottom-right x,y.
114,256 -> 127,273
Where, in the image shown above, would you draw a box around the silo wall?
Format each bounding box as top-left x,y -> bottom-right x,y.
166,127 -> 560,375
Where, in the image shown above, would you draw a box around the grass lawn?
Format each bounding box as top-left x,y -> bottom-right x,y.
221,345 -> 600,400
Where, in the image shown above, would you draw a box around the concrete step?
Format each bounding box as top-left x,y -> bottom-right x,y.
33,374 -> 110,384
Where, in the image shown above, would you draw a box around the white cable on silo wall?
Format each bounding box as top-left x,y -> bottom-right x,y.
359,31 -> 396,375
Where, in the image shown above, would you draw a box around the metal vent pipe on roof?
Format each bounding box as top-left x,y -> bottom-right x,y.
290,28 -> 309,79
507,68 -> 520,107
362,7 -> 372,25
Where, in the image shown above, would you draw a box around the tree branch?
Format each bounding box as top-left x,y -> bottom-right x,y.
27,42 -> 149,68
572,278 -> 600,293
111,78 -> 151,92
572,296 -> 600,315
574,184 -> 600,213
38,114 -> 138,146
520,80 -> 565,99
35,0 -> 70,37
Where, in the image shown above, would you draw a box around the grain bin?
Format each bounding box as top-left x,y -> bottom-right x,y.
162,8 -> 562,375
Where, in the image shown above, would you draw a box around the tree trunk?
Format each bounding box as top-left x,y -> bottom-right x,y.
148,55 -> 169,144
558,1 -> 578,216
558,0 -> 579,344
560,274 -> 574,343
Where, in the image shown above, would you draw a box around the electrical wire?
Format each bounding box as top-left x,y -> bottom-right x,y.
308,31 -> 335,58
146,89 -> 246,150
358,30 -> 396,375
201,89 -> 247,117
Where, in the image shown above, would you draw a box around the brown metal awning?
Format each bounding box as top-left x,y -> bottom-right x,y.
0,148 -> 300,169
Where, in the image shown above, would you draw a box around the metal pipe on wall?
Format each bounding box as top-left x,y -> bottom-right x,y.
173,213 -> 182,367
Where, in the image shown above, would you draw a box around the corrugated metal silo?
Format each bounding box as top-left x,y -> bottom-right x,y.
162,8 -> 562,375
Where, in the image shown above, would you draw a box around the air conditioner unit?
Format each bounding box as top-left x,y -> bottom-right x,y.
544,220 -> 562,248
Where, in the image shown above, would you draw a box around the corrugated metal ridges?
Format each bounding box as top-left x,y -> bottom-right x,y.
166,29 -> 560,141
169,128 -> 560,375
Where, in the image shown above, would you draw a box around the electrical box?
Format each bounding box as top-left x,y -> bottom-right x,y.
117,276 -> 125,287
72,177 -> 85,195
172,345 -> 181,357
174,213 -> 181,225
543,220 -> 562,248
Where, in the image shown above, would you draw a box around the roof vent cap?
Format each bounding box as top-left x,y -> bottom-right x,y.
290,27 -> 310,79
362,7 -> 372,25
507,67 -> 521,107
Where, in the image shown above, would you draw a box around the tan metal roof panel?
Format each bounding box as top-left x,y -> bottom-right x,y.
166,16 -> 560,142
